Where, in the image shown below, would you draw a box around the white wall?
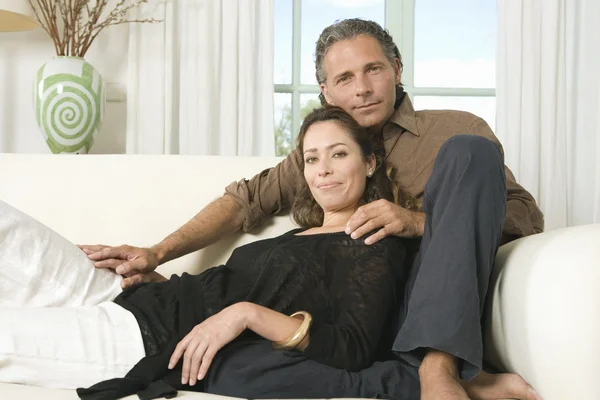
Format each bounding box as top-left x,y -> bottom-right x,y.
0,24 -> 129,154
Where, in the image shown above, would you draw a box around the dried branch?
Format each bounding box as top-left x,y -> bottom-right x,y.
29,0 -> 161,57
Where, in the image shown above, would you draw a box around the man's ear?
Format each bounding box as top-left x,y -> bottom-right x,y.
320,84 -> 333,105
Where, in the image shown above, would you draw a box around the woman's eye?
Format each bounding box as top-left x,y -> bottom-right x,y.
332,152 -> 347,158
305,157 -> 317,164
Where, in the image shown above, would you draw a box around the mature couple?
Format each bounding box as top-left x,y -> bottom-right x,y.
0,19 -> 544,400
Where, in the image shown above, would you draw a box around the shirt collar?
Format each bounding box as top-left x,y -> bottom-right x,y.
385,89 -> 420,140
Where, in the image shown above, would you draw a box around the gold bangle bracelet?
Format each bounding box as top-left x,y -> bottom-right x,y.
272,311 -> 313,350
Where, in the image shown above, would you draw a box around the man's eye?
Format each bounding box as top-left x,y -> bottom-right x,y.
369,66 -> 381,72
337,76 -> 349,84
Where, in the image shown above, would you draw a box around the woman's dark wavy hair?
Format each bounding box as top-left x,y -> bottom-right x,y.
291,106 -> 421,229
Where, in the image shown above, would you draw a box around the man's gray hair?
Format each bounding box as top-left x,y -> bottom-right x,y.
315,18 -> 403,88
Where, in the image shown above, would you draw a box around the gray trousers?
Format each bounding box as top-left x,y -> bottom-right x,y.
205,134 -> 507,400
392,134 -> 507,380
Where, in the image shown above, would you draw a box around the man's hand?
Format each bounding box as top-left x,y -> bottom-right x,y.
345,199 -> 425,244
78,244 -> 161,288
169,302 -> 249,386
124,271 -> 168,286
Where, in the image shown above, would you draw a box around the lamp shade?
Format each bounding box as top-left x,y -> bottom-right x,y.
0,0 -> 38,32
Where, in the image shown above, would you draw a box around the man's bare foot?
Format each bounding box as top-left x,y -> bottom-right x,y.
461,371 -> 543,400
419,351 -> 470,400
421,367 -> 471,400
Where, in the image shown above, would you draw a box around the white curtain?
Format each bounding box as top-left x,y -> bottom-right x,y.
497,0 -> 600,230
126,0 -> 275,156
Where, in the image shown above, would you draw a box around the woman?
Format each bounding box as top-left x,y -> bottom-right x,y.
74,106 -> 419,399
0,107 -> 540,400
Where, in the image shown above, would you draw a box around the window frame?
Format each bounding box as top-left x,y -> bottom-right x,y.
274,0 -> 496,151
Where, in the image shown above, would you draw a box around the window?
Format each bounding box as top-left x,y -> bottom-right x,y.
274,0 -> 497,156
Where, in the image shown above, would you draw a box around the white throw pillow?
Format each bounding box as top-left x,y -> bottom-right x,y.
0,200 -> 122,307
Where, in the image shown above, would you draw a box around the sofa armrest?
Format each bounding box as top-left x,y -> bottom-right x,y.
483,224 -> 600,400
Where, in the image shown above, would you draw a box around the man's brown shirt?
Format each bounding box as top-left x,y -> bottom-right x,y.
226,96 -> 544,245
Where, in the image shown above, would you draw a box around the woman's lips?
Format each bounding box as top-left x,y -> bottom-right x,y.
318,182 -> 341,190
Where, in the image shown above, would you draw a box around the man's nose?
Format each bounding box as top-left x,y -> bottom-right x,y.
355,74 -> 373,96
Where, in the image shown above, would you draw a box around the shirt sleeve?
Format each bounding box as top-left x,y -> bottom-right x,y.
224,150 -> 304,232
302,241 -> 404,371
467,118 -> 545,244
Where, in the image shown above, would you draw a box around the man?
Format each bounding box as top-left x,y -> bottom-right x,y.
82,19 -> 543,400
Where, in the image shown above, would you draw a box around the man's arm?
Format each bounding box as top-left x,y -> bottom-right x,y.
223,149 -> 304,232
168,149 -> 303,254
152,194 -> 245,264
84,151 -> 304,283
467,118 -> 545,244
84,194 -> 245,283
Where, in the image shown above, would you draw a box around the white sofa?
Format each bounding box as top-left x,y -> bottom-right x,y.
0,153 -> 598,400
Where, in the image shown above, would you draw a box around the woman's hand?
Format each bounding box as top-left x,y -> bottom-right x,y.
169,302 -> 250,386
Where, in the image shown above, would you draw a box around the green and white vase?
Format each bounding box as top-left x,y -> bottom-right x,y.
33,56 -> 105,154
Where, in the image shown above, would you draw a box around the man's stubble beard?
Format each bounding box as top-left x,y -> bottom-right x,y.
355,109 -> 392,138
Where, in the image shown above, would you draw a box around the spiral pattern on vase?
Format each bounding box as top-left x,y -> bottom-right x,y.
34,58 -> 105,154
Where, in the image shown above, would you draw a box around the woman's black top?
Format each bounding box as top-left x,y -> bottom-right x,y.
78,229 -> 408,400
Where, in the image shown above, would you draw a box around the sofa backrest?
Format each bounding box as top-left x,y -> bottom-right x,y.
0,153 -> 298,277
